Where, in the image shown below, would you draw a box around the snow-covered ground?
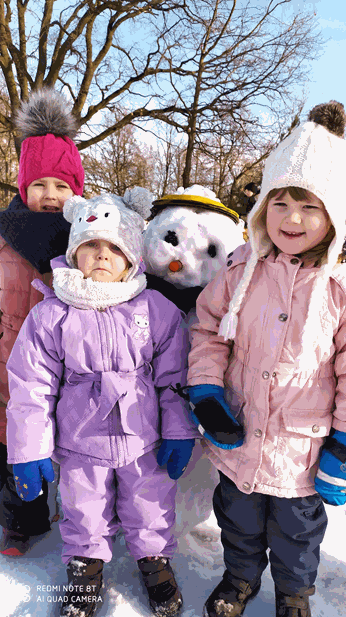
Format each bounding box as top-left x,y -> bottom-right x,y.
1,500 -> 345,617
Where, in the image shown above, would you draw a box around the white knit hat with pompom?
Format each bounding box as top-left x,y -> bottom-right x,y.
218,101 -> 346,378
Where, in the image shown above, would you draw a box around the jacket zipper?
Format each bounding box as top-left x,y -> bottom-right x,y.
96,308 -> 123,465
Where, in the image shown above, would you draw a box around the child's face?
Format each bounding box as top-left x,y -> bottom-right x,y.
76,239 -> 130,282
26,177 -> 73,212
266,190 -> 331,255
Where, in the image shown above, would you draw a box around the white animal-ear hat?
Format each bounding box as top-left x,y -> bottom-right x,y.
63,188 -> 153,281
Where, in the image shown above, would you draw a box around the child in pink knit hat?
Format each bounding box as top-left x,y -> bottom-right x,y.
0,88 -> 84,556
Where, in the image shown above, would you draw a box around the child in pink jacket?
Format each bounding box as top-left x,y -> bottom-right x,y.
0,88 -> 84,555
187,101 -> 346,617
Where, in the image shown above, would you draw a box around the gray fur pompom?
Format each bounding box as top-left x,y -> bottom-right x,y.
123,187 -> 153,220
15,88 -> 78,142
308,100 -> 346,138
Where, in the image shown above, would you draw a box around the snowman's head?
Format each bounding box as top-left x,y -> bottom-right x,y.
143,206 -> 245,288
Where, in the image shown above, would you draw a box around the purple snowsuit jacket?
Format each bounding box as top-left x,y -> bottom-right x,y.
6,262 -> 199,468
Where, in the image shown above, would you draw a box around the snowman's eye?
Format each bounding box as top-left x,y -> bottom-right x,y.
164,230 -> 179,246
208,244 -> 217,258
104,212 -> 110,217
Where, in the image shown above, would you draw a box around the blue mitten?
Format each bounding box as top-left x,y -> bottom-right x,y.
188,384 -> 244,450
315,430 -> 346,506
157,439 -> 195,480
12,458 -> 55,502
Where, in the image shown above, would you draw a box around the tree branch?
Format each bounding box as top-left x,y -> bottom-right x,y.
0,179 -> 17,193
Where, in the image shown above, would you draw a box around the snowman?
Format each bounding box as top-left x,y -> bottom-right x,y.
143,185 -> 245,540
144,184 -> 245,295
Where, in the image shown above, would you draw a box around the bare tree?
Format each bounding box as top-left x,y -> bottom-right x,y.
155,125 -> 176,196
82,100 -> 303,203
0,86 -> 17,207
0,0 -> 189,157
82,114 -> 156,196
0,0 -> 319,195
150,124 -> 188,196
157,0 -> 319,186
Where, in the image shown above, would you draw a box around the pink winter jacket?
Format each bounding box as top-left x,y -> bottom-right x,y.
0,236 -> 52,444
188,243 -> 346,498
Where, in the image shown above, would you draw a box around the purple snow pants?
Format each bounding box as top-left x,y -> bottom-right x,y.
58,450 -> 177,564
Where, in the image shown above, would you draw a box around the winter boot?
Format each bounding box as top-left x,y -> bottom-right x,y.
203,571 -> 261,617
60,556 -> 104,617
138,556 -> 183,616
275,586 -> 315,617
0,528 -> 30,556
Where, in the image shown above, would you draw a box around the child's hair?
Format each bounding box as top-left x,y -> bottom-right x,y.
263,186 -> 338,266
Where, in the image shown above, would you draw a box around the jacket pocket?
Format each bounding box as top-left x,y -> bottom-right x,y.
281,408 -> 332,438
224,342 -> 247,407
279,407 -> 333,473
117,375 -> 158,437
118,389 -> 144,435
224,386 -> 245,419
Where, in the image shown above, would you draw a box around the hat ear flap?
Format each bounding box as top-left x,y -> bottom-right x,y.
63,195 -> 86,223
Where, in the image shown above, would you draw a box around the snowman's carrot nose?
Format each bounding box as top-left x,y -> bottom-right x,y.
87,215 -> 97,222
169,260 -> 183,272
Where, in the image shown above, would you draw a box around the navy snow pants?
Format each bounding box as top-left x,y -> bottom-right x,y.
213,472 -> 328,595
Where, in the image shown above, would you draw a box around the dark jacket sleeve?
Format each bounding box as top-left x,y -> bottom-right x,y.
149,292 -> 200,440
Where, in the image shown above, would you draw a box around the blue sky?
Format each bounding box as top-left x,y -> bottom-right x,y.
291,0 -> 346,114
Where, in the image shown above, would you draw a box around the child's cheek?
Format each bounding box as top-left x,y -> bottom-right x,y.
305,215 -> 322,231
26,199 -> 40,212
62,191 -> 75,205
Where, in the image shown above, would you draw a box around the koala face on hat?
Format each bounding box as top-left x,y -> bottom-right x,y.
71,202 -> 122,239
64,193 -> 145,280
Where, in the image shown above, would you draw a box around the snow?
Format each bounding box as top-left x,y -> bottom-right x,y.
1,499 -> 345,617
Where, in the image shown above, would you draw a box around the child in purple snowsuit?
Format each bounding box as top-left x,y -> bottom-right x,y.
6,190 -> 199,617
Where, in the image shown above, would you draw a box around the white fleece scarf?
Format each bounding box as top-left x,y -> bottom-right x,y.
53,267 -> 147,309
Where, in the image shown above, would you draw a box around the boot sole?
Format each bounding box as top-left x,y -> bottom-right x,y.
202,582 -> 261,617
0,531 -> 30,556
60,575 -> 104,617
138,558 -> 183,617
60,592 -> 103,617
150,594 -> 183,616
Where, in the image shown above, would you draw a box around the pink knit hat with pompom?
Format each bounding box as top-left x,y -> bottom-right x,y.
16,89 -> 84,204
